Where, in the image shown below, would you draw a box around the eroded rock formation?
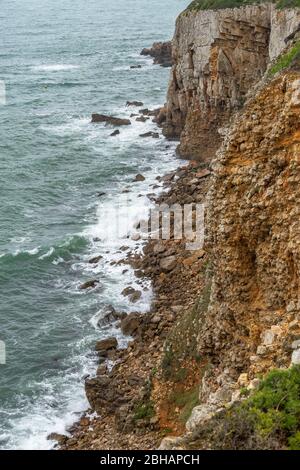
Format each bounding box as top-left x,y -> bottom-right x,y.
163,4 -> 300,161
141,41 -> 173,67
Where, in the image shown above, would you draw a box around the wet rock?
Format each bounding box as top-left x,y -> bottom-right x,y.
85,375 -> 121,413
80,417 -> 90,427
88,255 -> 103,264
131,233 -> 141,242
139,131 -> 159,139
95,337 -> 118,356
47,433 -> 68,445
126,100 -> 144,107
110,129 -> 120,137
122,286 -> 142,303
133,174 -> 145,182
130,64 -> 142,69
97,305 -> 127,327
141,41 -> 173,67
129,290 -> 142,303
91,114 -> 131,126
121,313 -> 140,336
122,286 -> 136,297
160,255 -> 177,273
136,116 -> 148,122
139,108 -> 160,117
154,105 -> 167,126
80,279 -> 100,290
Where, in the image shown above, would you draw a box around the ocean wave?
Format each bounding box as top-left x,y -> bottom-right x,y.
0,235 -> 88,266
32,64 -> 80,72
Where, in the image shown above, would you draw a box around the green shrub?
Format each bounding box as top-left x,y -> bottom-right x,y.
211,366 -> 300,449
185,0 -> 300,12
169,386 -> 200,423
133,400 -> 155,421
269,41 -> 300,75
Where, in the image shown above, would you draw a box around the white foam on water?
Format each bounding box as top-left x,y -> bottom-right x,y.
32,64 -> 80,72
1,104 -> 182,451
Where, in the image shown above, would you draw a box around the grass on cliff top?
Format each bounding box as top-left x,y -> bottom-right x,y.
190,366 -> 300,450
186,0 -> 300,11
269,40 -> 300,75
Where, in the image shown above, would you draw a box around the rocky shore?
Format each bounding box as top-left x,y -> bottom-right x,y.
56,160 -> 211,450
51,1 -> 300,451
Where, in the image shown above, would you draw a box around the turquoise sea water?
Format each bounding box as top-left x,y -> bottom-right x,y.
0,0 -> 188,449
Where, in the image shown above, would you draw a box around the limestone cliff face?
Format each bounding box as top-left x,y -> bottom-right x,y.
160,56 -> 300,451
163,4 -> 300,161
270,7 -> 300,59
203,66 -> 300,376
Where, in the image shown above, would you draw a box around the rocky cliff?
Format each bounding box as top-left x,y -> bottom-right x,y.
159,21 -> 300,450
163,2 -> 300,161
60,3 -> 300,452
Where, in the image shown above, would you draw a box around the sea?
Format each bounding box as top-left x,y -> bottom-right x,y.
0,0 -> 188,449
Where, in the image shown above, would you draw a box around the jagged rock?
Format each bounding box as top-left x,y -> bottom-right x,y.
186,404 -> 219,432
159,436 -> 185,450
88,255 -> 103,264
85,375 -> 122,413
126,100 -> 144,107
237,373 -> 249,387
95,337 -> 118,355
139,131 -> 159,139
141,41 -> 173,67
291,349 -> 300,365
80,279 -> 100,290
154,105 -> 167,126
97,305 -> 126,327
121,313 -> 140,336
160,255 -> 177,273
163,4 -> 300,161
110,130 -> 120,136
133,174 -> 145,182
139,108 -> 160,117
292,340 -> 300,350
136,116 -> 148,122
47,433 -> 68,445
261,330 -> 276,346
130,65 -> 142,69
91,114 -> 131,126
131,233 -> 140,242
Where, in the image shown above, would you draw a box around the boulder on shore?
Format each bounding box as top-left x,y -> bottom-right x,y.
133,174 -> 145,182
47,433 -> 68,445
80,279 -> 100,290
141,41 -> 173,67
121,313 -> 141,336
95,337 -> 118,355
91,114 -> 131,126
139,131 -> 159,139
126,100 -> 144,107
160,255 -> 177,273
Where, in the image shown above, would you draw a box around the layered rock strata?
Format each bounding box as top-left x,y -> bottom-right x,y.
163,4 -> 300,161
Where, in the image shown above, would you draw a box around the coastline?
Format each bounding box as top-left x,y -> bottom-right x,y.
53,154 -> 211,450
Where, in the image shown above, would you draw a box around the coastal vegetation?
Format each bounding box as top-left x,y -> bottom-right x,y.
186,0 -> 300,11
188,367 -> 300,450
269,40 -> 300,75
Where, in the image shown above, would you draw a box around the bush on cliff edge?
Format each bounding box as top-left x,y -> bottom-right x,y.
186,0 -> 300,12
189,366 -> 300,450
